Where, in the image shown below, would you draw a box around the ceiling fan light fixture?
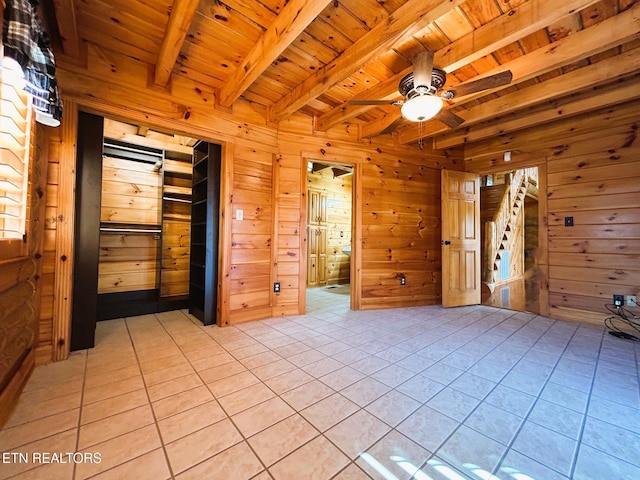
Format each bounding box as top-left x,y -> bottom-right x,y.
401,94 -> 443,122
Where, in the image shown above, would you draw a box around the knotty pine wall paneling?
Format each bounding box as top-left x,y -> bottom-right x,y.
272,153 -> 304,317
546,139 -> 640,322
98,155 -> 162,295
39,126 -> 61,364
42,57 -> 453,350
228,145 -> 276,324
463,99 -> 640,324
160,158 -> 192,298
360,157 -> 442,308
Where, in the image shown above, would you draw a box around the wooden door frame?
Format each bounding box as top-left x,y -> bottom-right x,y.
300,154 -> 361,312
466,161 -> 549,317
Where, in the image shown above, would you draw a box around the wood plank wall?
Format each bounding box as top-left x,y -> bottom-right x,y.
98,157 -> 162,294
40,127 -> 62,363
547,134 -> 640,321
463,99 -> 640,324
271,151 -> 305,317
33,59 -> 455,355
360,158 -> 442,308
228,146 -> 276,323
100,156 -> 162,225
161,207 -> 191,297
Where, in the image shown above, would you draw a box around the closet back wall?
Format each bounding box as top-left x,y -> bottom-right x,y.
98,156 -> 162,294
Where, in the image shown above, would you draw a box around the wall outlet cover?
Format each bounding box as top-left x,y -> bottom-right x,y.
564,216 -> 574,227
627,295 -> 637,307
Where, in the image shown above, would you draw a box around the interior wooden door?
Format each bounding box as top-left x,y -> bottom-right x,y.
441,170 -> 481,307
308,226 -> 318,287
307,188 -> 328,287
317,227 -> 327,285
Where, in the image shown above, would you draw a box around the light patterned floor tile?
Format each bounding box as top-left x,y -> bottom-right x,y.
232,397 -> 295,437
165,418 -> 243,475
248,414 -> 319,466
0,408 -> 79,452
152,385 -> 213,420
300,393 -> 359,432
80,389 -> 148,425
217,382 -> 276,416
89,448 -> 171,480
3,300 -> 640,480
207,371 -> 260,397
280,379 -> 335,411
176,442 -> 263,480
325,410 -> 391,460
157,401 -> 227,444
264,368 -> 315,395
268,436 -> 350,480
75,424 -> 162,479
78,404 -> 154,449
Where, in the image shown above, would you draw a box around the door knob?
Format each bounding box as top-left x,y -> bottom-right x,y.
441,240 -> 451,245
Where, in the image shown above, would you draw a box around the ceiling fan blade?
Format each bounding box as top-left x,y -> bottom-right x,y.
413,51 -> 434,90
436,110 -> 465,129
348,99 -> 400,106
448,70 -> 513,97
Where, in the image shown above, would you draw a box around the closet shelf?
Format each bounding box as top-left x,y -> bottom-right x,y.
164,185 -> 191,196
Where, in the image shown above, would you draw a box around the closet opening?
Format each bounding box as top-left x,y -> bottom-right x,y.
71,114 -> 220,351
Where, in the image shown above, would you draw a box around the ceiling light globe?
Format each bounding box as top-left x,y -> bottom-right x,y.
401,94 -> 443,122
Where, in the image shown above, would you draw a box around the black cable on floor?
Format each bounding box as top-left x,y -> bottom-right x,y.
604,300 -> 640,341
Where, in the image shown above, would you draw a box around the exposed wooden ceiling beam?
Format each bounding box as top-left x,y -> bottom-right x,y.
51,0 -> 81,59
316,70 -> 409,132
435,75 -> 640,150
154,0 -> 200,87
397,3 -> 640,144
332,167 -> 352,177
316,0 -> 602,133
218,0 -> 333,108
311,162 -> 331,173
269,0 -> 467,122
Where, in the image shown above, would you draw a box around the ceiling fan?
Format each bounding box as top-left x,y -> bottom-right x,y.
349,51 -> 513,129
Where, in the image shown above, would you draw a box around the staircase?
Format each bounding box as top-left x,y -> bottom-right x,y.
483,168 -> 538,292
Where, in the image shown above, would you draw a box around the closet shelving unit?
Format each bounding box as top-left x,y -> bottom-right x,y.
189,141 -> 221,325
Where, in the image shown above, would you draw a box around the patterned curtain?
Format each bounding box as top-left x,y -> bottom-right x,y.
2,0 -> 62,126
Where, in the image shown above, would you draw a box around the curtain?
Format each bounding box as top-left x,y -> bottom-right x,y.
3,0 -> 62,126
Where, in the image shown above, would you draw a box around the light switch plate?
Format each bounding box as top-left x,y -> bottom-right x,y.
236,209 -> 243,221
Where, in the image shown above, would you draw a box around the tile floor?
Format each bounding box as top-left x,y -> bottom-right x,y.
1,286 -> 639,479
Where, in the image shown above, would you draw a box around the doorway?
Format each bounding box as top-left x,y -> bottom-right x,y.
479,167 -> 540,313
71,114 -> 221,350
305,161 -> 353,312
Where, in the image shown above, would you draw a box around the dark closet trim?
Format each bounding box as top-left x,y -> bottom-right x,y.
71,112 -> 103,351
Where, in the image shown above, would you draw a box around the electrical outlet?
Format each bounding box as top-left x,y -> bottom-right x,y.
400,275 -> 406,286
613,294 -> 624,306
274,282 -> 280,293
627,295 -> 637,307
564,216 -> 574,227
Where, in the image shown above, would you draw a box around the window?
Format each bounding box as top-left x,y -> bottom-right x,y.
0,56 -> 32,252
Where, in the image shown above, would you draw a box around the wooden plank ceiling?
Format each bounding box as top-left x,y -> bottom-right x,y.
47,0 -> 640,148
